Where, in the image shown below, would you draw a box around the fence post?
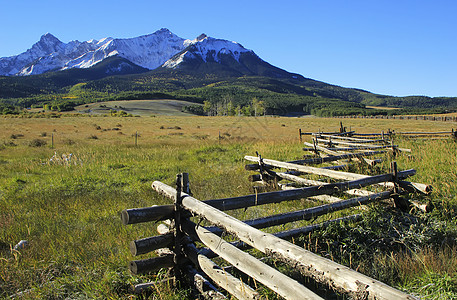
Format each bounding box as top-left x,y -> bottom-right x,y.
390,161 -> 410,211
174,173 -> 184,280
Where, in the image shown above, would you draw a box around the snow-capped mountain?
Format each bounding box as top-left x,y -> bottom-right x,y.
0,28 -> 190,76
0,33 -> 108,76
0,29 -> 265,77
162,34 -> 252,68
160,33 -> 303,80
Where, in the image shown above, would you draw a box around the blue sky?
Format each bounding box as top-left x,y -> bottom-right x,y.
0,0 -> 456,97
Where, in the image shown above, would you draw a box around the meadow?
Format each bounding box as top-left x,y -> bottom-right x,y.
71,99 -> 198,116
1,114 -> 456,299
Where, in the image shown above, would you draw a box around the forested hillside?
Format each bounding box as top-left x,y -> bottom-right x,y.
1,61 -> 456,116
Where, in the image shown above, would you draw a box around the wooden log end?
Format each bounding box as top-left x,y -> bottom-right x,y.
249,174 -> 262,182
411,200 -> 435,213
245,164 -> 260,171
129,260 -> 139,275
120,209 -> 130,225
424,185 -> 433,194
129,240 -> 139,256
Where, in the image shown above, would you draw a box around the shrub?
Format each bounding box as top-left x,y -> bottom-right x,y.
29,139 -> 47,147
63,139 -> 75,145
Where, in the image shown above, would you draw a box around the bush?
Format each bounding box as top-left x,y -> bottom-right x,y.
29,139 -> 47,147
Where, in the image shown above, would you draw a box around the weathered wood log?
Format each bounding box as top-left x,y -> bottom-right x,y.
274,214 -> 362,240
279,183 -> 355,203
304,143 -> 395,152
153,170 -> 413,214
244,155 -> 415,181
243,190 -> 394,229
197,214 -> 363,259
352,132 -> 392,137
310,131 -> 355,136
321,164 -> 350,170
395,131 -> 453,135
121,205 -> 174,225
398,180 -> 432,194
129,254 -> 174,275
410,200 -> 434,212
314,134 -> 388,143
308,141 -> 382,167
307,140 -> 384,167
133,278 -> 175,294
246,156 -> 430,194
130,233 -> 174,256
278,183 -> 364,203
247,159 -> 351,172
182,239 -> 260,300
275,171 -> 374,198
315,139 -> 412,153
159,185 -> 418,300
131,212 -> 359,264
182,264 -> 227,300
304,141 -> 341,156
123,169 -> 414,227
182,218 -> 324,300
303,150 -> 385,165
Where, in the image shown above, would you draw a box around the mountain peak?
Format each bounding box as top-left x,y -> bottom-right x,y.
39,33 -> 61,43
155,28 -> 172,35
29,32 -> 63,57
196,33 -> 208,41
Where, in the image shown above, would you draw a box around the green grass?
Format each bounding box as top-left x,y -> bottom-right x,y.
0,115 -> 456,299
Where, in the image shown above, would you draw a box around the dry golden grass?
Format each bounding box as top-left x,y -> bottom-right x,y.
1,115 -> 455,145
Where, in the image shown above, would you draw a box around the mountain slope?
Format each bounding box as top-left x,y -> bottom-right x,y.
0,56 -> 148,98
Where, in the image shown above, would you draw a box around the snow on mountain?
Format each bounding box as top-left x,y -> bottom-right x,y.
162,34 -> 252,69
0,28 -> 192,76
0,29 -> 258,76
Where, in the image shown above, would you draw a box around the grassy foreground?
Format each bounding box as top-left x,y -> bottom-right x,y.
1,115 -> 456,299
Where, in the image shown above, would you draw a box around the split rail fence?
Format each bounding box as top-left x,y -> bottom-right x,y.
335,114 -> 457,122
121,127 -> 432,299
299,123 -> 457,142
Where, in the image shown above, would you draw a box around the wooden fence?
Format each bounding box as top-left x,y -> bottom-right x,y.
122,158 -> 429,299
335,114 -> 457,122
299,124 -> 457,142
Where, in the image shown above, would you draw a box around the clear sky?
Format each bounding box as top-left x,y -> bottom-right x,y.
0,0 -> 456,97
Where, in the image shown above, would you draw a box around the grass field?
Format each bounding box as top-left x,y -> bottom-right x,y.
72,99 -> 200,116
1,115 -> 456,299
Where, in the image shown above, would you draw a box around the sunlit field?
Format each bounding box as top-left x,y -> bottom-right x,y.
1,115 -> 456,299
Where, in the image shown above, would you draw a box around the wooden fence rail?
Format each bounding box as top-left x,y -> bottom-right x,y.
122,163 -> 425,299
335,115 -> 457,122
299,126 -> 457,143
